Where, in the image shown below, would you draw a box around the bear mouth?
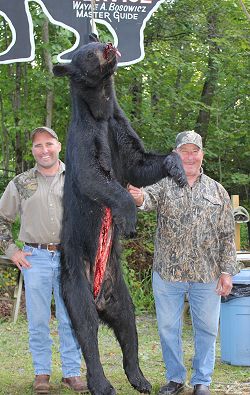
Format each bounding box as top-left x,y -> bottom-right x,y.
103,43 -> 121,63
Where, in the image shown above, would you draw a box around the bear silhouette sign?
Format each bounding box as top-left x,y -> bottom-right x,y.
0,0 -> 168,66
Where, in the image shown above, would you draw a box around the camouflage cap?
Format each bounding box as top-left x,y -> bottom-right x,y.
31,126 -> 58,141
175,130 -> 203,150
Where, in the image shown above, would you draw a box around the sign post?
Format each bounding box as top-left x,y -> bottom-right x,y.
231,195 -> 241,251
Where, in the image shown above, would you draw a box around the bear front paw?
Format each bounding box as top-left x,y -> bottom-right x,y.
163,152 -> 187,187
113,215 -> 137,238
112,207 -> 137,238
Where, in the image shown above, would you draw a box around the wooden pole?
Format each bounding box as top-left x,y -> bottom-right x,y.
231,195 -> 241,251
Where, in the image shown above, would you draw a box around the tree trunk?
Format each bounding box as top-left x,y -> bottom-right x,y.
0,93 -> 10,176
42,18 -> 54,127
194,12 -> 220,145
23,63 -> 30,171
239,0 -> 250,21
12,64 -> 22,174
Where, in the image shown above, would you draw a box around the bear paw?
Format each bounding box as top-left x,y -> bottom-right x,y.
163,152 -> 187,187
112,205 -> 137,238
128,373 -> 152,393
89,380 -> 116,395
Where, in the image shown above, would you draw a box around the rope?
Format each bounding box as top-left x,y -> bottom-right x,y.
90,0 -> 97,34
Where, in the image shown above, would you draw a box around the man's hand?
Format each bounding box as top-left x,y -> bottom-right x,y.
216,273 -> 233,297
127,184 -> 144,207
11,249 -> 32,270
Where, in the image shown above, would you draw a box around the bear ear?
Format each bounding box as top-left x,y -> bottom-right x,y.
89,33 -> 99,42
53,64 -> 74,78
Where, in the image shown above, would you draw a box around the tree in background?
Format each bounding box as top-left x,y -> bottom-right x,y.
115,0 -> 249,202
0,0 -> 249,200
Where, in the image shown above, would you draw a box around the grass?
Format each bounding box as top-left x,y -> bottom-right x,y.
0,313 -> 250,395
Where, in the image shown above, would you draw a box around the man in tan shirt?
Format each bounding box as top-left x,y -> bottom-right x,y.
0,127 -> 87,394
129,131 -> 238,395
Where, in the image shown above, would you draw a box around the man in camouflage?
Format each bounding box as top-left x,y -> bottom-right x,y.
128,131 -> 239,395
0,127 -> 88,394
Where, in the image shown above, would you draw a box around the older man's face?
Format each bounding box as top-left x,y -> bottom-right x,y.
176,143 -> 204,178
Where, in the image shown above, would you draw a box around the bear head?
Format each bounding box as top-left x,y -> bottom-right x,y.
53,39 -> 120,88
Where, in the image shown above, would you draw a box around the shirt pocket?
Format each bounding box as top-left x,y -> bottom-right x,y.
203,194 -> 222,206
202,194 -> 222,225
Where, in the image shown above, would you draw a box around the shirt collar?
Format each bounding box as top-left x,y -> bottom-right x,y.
33,160 -> 65,175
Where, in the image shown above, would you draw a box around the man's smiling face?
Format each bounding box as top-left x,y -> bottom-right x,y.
32,132 -> 61,171
176,143 -> 204,178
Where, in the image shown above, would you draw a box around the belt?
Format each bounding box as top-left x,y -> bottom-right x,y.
25,242 -> 62,251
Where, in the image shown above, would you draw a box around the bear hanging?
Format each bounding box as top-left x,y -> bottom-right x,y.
53,35 -> 186,395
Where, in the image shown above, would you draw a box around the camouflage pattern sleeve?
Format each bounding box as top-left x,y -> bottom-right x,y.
218,187 -> 239,276
141,179 -> 165,212
0,181 -> 20,258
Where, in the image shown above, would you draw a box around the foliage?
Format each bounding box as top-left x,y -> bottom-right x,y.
0,0 -> 249,191
121,211 -> 157,313
0,268 -> 17,289
1,1 -> 249,185
115,0 -> 250,201
122,261 -> 154,314
0,173 -> 11,195
241,223 -> 250,250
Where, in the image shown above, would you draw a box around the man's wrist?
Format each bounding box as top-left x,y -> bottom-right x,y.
221,271 -> 231,276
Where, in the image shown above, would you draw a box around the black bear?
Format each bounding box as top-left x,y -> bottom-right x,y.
53,35 -> 186,395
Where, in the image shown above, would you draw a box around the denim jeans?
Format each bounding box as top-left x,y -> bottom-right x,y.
22,246 -> 82,377
153,271 -> 221,386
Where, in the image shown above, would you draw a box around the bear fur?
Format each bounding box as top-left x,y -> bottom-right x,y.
53,36 -> 186,395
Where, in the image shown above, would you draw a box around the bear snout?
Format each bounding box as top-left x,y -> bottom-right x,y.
103,43 -> 121,61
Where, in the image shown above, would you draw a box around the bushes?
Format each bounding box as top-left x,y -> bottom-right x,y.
122,211 -> 157,314
0,174 -> 11,196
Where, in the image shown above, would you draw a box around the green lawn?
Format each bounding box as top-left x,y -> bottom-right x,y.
0,314 -> 249,395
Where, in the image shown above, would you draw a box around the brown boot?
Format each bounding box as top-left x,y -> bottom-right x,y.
33,375 -> 50,394
62,376 -> 89,393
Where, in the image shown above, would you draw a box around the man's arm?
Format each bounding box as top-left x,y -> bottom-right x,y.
0,181 -> 19,255
0,181 -> 31,269
219,192 -> 239,275
216,189 -> 239,297
128,180 -> 164,211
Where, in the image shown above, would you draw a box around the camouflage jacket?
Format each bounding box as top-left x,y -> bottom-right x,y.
141,172 -> 238,282
0,161 -> 65,259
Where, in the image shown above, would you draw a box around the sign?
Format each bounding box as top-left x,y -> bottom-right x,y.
0,0 -> 167,66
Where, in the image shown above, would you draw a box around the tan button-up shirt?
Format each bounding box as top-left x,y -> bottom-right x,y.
0,161 -> 65,258
141,172 -> 239,282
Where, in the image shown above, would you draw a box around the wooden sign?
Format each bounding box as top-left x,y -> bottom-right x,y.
0,0 -> 168,66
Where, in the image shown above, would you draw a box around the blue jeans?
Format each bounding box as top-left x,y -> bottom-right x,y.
22,246 -> 82,377
153,271 -> 221,386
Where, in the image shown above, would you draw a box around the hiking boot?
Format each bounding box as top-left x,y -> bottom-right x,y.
193,384 -> 210,395
33,375 -> 50,394
158,381 -> 185,395
62,376 -> 89,393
